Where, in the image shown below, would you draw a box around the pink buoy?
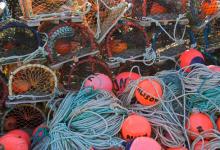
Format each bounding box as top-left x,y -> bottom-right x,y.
208,65 -> 220,72
84,73 -> 113,92
114,72 -> 140,95
130,137 -> 161,150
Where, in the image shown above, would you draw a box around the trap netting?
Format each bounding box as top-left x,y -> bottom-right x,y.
151,24 -> 188,58
84,0 -> 131,43
62,57 -> 112,91
46,22 -> 97,65
105,20 -> 150,64
131,0 -> 187,19
0,19 -> 47,65
188,0 -> 220,29
0,71 -> 8,110
8,64 -> 58,104
1,104 -> 46,133
18,0 -> 90,20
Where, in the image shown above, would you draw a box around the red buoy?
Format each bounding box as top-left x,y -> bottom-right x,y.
121,114 -> 151,141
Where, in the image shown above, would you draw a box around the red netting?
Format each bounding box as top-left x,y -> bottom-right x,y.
0,72 -> 8,110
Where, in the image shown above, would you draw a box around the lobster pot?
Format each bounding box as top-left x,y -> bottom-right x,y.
18,0 -> 86,20
131,0 -> 187,19
188,0 -> 220,27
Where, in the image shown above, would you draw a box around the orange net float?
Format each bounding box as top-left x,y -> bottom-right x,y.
193,140 -> 209,150
109,39 -> 128,54
113,72 -> 140,95
135,79 -> 163,106
129,137 -> 162,150
7,130 -> 30,146
201,0 -> 219,16
185,112 -> 214,140
0,135 -> 28,150
179,49 -> 205,72
121,114 -> 151,141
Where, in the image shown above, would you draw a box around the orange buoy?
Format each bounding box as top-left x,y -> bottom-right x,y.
12,80 -> 31,94
167,146 -> 188,150
7,130 -> 30,146
194,140 -> 209,150
84,73 -> 113,92
114,72 -> 140,95
54,39 -> 71,55
150,3 -> 167,15
121,114 -> 151,141
179,49 -> 205,72
216,117 -> 220,131
185,112 -> 214,140
4,116 -> 17,131
135,79 -> 163,106
0,134 -> 28,150
129,137 -> 161,150
201,0 -> 218,15
110,40 -> 128,54
208,65 -> 220,72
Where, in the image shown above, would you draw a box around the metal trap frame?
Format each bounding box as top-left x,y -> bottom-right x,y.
18,0 -> 90,26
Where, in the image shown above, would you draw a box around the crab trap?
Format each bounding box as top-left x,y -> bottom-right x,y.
1,104 -> 46,133
60,56 -> 112,91
7,64 -> 58,105
188,0 -> 220,29
18,0 -> 90,26
0,19 -> 48,66
45,22 -> 99,68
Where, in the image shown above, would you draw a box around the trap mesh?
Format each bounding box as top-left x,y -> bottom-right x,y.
106,20 -> 148,61
0,19 -> 42,65
19,0 -> 88,19
0,72 -> 8,110
84,0 -> 130,43
61,57 -> 112,91
8,64 -> 58,104
46,23 -> 96,64
1,104 -> 46,133
188,0 -> 220,28
131,0 -> 187,19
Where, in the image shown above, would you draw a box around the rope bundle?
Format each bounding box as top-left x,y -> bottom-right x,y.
179,64 -> 220,113
33,88 -> 128,150
119,73 -> 190,148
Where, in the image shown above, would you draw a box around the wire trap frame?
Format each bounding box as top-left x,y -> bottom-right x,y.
1,104 -> 46,133
46,22 -> 98,68
105,19 -> 151,66
7,64 -> 58,105
0,72 -> 8,110
188,0 -> 220,29
18,0 -> 91,26
0,19 -> 48,66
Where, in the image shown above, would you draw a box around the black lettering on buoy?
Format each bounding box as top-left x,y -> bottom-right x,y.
88,76 -> 95,82
113,80 -> 120,91
197,126 -> 204,133
137,88 -> 156,101
120,78 -> 128,89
